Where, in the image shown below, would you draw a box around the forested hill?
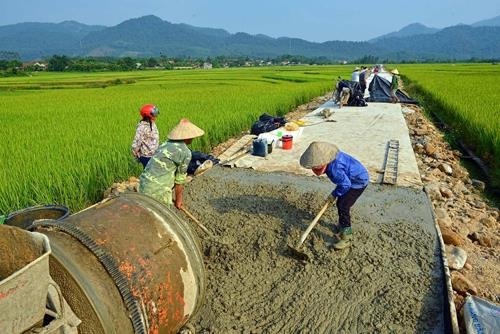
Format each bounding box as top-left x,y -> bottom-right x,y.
0,21 -> 105,60
79,16 -> 385,60
1,15 -> 499,61
372,25 -> 500,60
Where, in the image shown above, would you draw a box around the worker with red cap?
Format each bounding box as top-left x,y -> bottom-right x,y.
131,104 -> 160,168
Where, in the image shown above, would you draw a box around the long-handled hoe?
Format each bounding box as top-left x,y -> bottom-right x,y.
287,198 -> 334,262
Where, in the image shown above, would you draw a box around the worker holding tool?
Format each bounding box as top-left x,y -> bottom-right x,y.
390,68 -> 400,103
300,141 -> 369,250
139,118 -> 204,209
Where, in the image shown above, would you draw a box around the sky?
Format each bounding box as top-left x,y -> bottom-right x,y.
1,0 -> 499,42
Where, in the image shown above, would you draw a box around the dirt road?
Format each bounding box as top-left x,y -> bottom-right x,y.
184,167 -> 446,333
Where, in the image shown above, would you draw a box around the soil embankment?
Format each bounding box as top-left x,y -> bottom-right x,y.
402,104 -> 499,318
184,167 -> 444,333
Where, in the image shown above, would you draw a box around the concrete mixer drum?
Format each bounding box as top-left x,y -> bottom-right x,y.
32,192 -> 206,334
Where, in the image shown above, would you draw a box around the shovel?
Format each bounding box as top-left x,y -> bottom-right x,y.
288,198 -> 334,262
302,119 -> 337,127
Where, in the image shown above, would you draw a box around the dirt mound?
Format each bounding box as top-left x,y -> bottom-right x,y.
183,167 -> 445,333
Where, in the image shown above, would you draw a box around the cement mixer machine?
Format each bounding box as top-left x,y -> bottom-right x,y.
0,192 -> 206,334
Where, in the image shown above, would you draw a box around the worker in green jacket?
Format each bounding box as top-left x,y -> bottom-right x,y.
139,119 -> 204,209
390,68 -> 400,103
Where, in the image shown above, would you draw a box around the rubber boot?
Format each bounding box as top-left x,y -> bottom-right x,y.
333,227 -> 352,250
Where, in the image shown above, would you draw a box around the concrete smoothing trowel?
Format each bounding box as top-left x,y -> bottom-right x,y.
288,198 -> 334,262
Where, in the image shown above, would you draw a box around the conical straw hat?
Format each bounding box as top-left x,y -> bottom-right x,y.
390,68 -> 399,75
300,141 -> 339,168
168,119 -> 205,140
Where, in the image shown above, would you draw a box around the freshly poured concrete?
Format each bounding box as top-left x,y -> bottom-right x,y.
189,85 -> 449,332
235,100 -> 422,188
186,167 -> 445,333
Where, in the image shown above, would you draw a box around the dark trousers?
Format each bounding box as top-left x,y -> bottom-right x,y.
360,82 -> 366,95
337,186 -> 367,228
139,156 -> 151,168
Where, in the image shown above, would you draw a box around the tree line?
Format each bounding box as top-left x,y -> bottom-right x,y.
1,53 -> 497,77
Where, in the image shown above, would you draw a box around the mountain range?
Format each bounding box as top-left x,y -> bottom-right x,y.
1,15 -> 499,61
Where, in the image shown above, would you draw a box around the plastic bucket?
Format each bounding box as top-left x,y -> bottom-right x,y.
253,138 -> 267,157
5,205 -> 70,230
282,135 -> 293,150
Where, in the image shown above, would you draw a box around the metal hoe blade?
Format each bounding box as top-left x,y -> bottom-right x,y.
288,200 -> 332,262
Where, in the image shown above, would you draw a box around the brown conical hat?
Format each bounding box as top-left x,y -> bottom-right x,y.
390,68 -> 399,75
300,141 -> 339,168
168,118 -> 205,140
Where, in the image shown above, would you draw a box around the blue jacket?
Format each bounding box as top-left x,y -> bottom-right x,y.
325,151 -> 369,197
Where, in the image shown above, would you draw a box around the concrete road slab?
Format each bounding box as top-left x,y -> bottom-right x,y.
234,100 -> 422,188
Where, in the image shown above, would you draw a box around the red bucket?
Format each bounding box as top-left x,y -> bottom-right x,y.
281,135 -> 293,150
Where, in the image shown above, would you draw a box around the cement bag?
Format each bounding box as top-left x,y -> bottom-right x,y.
462,294 -> 500,334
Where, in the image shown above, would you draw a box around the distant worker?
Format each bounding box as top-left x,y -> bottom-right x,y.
300,142 -> 369,250
334,78 -> 351,109
351,67 -> 360,82
132,104 -> 160,168
139,118 -> 204,209
390,68 -> 400,103
358,66 -> 368,96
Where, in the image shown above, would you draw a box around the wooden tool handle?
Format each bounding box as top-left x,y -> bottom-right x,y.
181,207 -> 211,235
297,200 -> 332,248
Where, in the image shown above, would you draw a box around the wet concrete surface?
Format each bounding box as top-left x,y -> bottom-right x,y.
184,167 -> 445,333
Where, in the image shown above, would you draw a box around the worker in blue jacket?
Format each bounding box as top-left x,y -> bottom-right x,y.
300,141 -> 369,250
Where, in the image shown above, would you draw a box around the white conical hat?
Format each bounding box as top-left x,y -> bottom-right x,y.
168,119 -> 205,140
300,141 -> 339,168
391,68 -> 399,75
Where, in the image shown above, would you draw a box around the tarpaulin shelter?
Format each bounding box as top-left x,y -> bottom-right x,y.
367,74 -> 418,104
335,80 -> 367,107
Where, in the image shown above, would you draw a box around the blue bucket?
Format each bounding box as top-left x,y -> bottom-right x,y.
252,139 -> 267,157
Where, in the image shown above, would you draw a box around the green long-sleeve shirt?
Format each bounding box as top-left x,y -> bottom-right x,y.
139,140 -> 191,205
391,75 -> 399,90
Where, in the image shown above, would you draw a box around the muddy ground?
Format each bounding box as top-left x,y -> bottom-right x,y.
183,167 -> 445,333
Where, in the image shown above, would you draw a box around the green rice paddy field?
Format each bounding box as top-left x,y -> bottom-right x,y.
398,63 -> 500,187
0,64 -> 498,214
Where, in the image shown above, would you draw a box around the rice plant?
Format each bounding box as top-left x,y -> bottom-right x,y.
398,63 -> 500,187
0,66 -> 345,214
